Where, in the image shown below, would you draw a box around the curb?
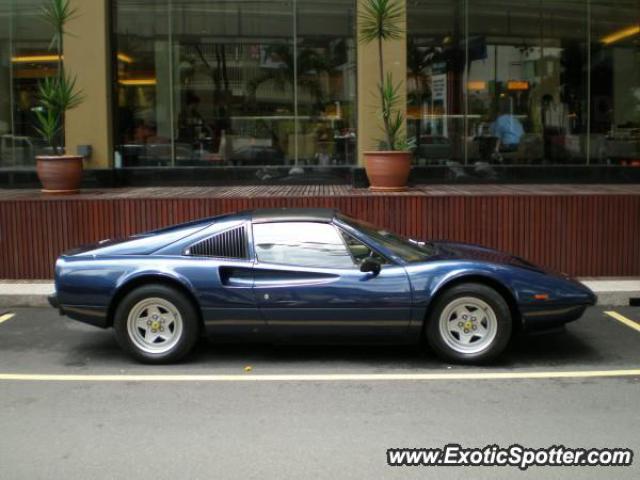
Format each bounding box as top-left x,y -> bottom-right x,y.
0,295 -> 52,308
0,280 -> 638,309
580,280 -> 640,307
0,283 -> 54,308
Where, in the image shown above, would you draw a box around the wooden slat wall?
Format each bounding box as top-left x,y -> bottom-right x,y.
1,194 -> 639,279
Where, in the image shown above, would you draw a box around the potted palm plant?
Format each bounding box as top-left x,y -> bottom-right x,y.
359,0 -> 411,191
34,0 -> 84,193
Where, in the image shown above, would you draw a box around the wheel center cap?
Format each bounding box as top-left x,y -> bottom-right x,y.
464,321 -> 473,330
151,320 -> 161,330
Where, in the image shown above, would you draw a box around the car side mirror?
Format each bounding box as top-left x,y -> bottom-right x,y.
360,257 -> 381,276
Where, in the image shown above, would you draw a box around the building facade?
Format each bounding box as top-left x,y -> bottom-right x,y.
1,0 -> 640,280
1,0 -> 640,184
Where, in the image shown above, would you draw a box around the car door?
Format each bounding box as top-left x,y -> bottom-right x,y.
251,221 -> 412,337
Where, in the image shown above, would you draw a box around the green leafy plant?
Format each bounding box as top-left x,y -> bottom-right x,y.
35,0 -> 83,155
246,45 -> 338,111
359,0 -> 406,151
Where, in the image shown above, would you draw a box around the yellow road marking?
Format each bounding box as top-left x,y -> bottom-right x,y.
0,369 -> 639,383
0,313 -> 15,325
605,311 -> 640,333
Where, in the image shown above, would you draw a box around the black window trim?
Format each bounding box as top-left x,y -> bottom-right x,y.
335,225 -> 391,266
183,224 -> 249,260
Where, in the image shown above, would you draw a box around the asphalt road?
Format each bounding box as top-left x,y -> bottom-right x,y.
0,307 -> 639,479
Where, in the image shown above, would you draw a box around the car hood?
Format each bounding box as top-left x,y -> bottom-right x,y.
428,241 -> 546,272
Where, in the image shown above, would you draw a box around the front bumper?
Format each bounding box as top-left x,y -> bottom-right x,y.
521,303 -> 591,332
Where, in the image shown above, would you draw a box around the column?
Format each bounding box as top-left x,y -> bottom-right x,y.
64,0 -> 112,168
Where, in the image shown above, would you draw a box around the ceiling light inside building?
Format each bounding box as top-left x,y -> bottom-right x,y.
117,52 -> 134,63
601,25 -> 640,45
11,54 -> 62,63
119,78 -> 157,86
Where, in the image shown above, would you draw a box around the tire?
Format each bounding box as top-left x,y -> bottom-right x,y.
426,283 -> 512,364
113,284 -> 200,364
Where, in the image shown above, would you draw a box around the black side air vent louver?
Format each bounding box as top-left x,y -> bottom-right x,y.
186,226 -> 248,259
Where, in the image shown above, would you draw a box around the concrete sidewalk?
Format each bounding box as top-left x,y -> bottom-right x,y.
0,282 -> 55,308
0,279 -> 638,308
580,279 -> 640,307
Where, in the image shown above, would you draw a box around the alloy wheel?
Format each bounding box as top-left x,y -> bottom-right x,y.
438,296 -> 498,354
126,297 -> 184,354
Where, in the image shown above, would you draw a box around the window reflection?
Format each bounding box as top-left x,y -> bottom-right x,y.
114,0 -> 170,167
407,0 -> 640,172
0,0 -> 56,168
296,0 -> 357,166
253,222 -> 354,268
113,0 -> 357,174
467,0 -> 589,166
407,0 -> 465,167
591,0 -> 640,166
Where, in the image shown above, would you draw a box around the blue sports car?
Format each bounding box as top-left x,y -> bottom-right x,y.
49,208 -> 596,364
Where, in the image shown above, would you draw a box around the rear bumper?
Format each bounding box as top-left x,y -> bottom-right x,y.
48,294 -> 109,328
48,293 -> 59,309
62,305 -> 109,328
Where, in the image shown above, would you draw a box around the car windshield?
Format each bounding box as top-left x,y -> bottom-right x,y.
340,215 -> 435,263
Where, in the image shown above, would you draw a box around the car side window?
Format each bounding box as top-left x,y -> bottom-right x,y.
253,222 -> 355,269
185,225 -> 248,259
339,230 -> 388,265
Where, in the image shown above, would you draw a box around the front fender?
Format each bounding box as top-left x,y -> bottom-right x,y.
405,260 -> 594,334
405,262 -> 517,307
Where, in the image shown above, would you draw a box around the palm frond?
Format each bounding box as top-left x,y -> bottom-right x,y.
37,77 -> 59,109
358,0 -> 406,151
42,0 -> 78,51
34,108 -> 61,148
38,73 -> 84,112
35,0 -> 83,151
358,0 -> 404,44
377,73 -> 404,150
55,72 -> 84,111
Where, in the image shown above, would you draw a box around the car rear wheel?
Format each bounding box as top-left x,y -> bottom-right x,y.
114,284 -> 200,364
426,283 -> 512,364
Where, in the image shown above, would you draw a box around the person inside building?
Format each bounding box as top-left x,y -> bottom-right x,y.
541,93 -> 569,162
491,97 -> 524,155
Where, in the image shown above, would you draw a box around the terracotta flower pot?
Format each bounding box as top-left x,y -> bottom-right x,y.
36,155 -> 84,194
364,151 -> 412,192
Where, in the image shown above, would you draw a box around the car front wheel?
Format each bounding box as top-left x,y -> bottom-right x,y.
426,283 -> 512,364
114,284 -> 200,364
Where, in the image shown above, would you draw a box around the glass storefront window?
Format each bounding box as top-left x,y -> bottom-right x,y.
296,0 -> 357,166
0,0 -> 55,168
407,0 -> 465,167
113,0 -> 357,175
171,0 -> 294,169
591,0 -> 640,166
0,1 -> 10,165
2,0 -> 638,179
407,0 -> 640,172
114,0 -> 171,168
467,0 -> 589,166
